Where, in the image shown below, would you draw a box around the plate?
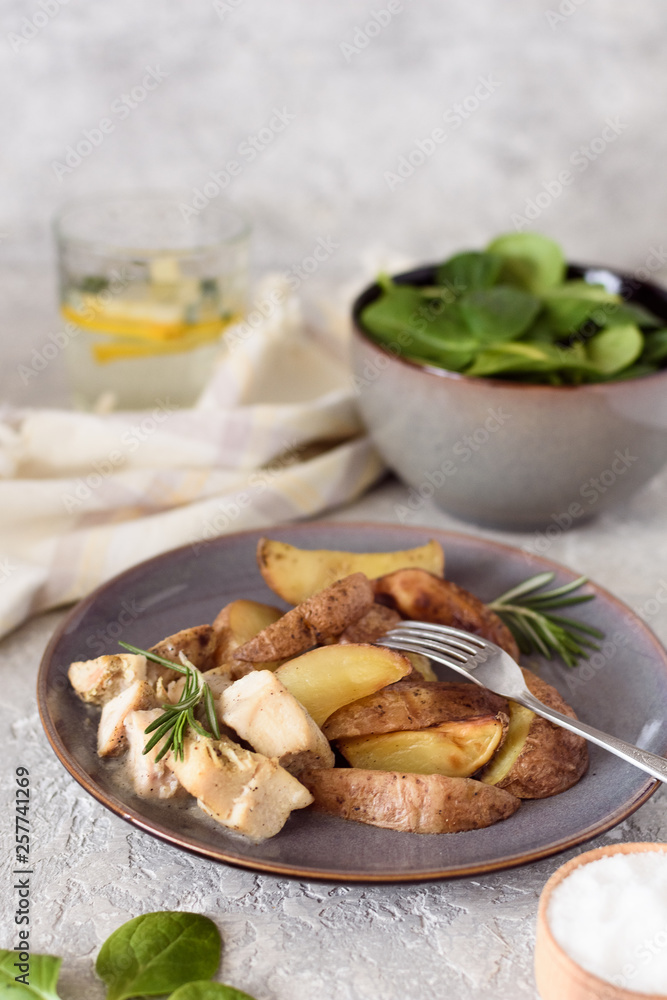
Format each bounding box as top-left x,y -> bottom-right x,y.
38,522 -> 667,882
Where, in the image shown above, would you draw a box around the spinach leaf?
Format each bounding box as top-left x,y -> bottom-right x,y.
641,328 -> 667,364
360,286 -> 430,340
436,251 -> 502,295
459,286 -> 541,341
520,313 -> 558,343
365,318 -> 476,371
361,287 -> 477,370
585,324 -> 643,375
419,286 -> 458,303
409,301 -> 472,345
486,232 -> 565,293
96,912 -> 221,1000
464,342 -> 565,378
402,339 -> 477,372
0,950 -> 62,1000
608,362 -> 659,381
169,982 -> 257,1000
600,300 -> 662,328
464,341 -> 593,380
542,281 -> 620,333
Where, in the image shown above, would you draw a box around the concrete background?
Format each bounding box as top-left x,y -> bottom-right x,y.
2,0 -> 667,279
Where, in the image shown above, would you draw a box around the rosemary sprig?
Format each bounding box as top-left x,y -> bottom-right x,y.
488,572 -> 605,668
119,641 -> 220,761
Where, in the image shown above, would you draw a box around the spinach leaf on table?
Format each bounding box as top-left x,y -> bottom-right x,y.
95,912 -> 221,1000
0,950 -> 63,1000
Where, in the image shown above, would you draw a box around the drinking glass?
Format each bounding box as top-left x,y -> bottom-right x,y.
54,194 -> 250,409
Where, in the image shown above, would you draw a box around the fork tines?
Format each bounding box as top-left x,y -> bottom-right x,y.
383,621 -> 488,658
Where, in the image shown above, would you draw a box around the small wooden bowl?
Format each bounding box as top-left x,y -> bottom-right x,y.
535,842 -> 667,1000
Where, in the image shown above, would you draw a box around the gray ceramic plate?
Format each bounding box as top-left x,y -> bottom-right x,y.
38,522 -> 667,882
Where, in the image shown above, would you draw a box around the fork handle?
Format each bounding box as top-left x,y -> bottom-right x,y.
518,691 -> 667,784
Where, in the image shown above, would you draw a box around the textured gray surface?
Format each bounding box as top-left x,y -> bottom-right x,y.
3,2 -> 667,278
2,472 -> 667,999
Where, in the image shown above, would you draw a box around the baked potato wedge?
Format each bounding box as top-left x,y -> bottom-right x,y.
337,715 -> 503,778
479,668 -> 588,798
336,603 -> 402,644
336,606 -> 436,680
234,573 -> 374,662
373,568 -> 519,660
300,768 -> 520,833
148,625 -> 218,683
275,643 -> 412,726
322,679 -> 509,740
257,537 -> 445,604
212,598 -> 284,673
404,653 -> 438,682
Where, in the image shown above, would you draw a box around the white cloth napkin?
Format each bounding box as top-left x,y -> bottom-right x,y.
0,278 -> 385,639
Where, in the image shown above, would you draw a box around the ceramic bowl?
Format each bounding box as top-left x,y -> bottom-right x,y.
535,842 -> 667,1000
351,264 -> 667,530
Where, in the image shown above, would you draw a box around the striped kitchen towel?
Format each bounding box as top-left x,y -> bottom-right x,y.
0,277 -> 384,638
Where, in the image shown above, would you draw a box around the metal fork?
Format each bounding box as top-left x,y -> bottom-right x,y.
380,621 -> 667,784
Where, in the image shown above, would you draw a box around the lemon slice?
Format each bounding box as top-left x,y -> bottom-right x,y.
90,320 -> 230,363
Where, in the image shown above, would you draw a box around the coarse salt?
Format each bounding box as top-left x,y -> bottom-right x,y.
547,850 -> 667,994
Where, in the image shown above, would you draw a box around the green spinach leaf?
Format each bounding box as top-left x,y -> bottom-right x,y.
96,912 -> 221,1000
436,251 -> 502,295
585,324 -> 643,375
169,982 -> 257,1000
459,286 -> 541,341
542,281 -> 620,333
608,362 -> 659,380
641,328 -> 667,364
360,286 -> 429,340
464,341 -> 593,379
362,287 -> 477,370
599,300 -> 662,328
464,341 -> 563,378
0,950 -> 62,1000
402,339 -> 477,372
486,232 -> 565,293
